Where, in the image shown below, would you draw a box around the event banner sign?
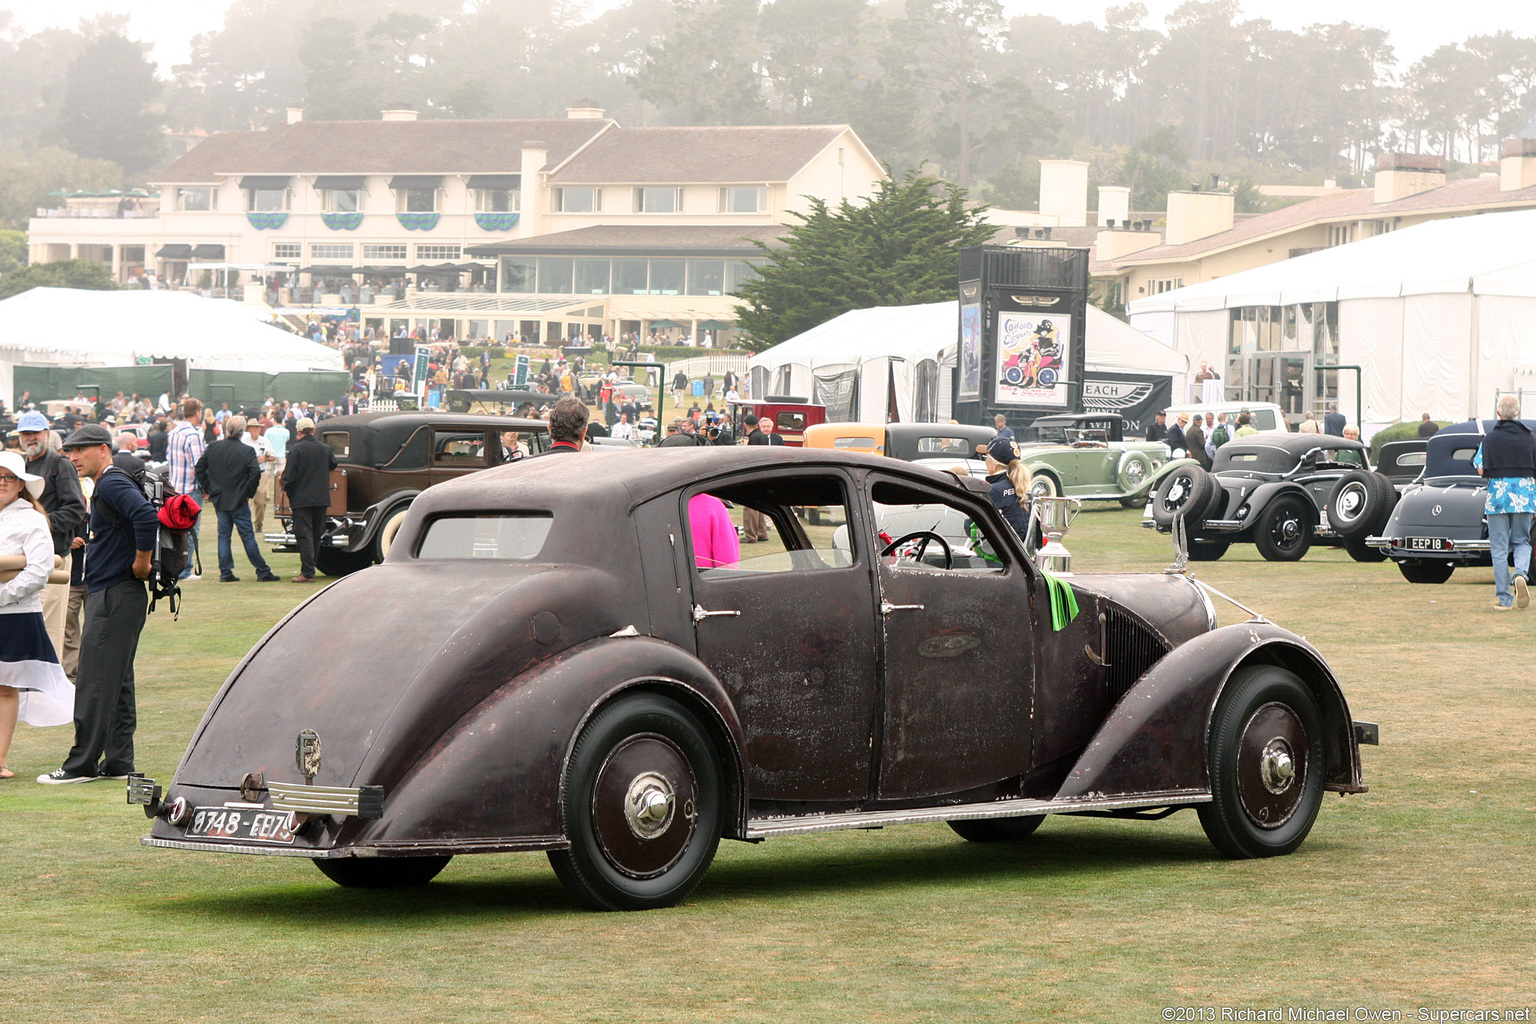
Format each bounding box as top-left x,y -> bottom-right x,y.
958,280 -> 983,402
993,312 -> 1071,408
1081,371 -> 1173,437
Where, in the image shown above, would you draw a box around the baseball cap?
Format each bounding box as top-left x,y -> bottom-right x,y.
16,411 -> 49,432
61,423 -> 113,449
295,417 -> 315,432
976,435 -> 1020,464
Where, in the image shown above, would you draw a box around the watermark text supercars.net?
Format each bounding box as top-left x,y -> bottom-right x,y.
1162,1008 -> 1531,1022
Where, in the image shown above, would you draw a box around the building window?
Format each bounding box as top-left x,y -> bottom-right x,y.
398,188 -> 437,213
501,256 -> 536,293
416,244 -> 461,261
476,188 -> 519,212
311,243 -> 353,260
178,188 -> 216,212
687,259 -> 725,296
613,258 -> 648,295
649,259 -> 685,296
323,189 -> 362,213
1148,278 -> 1183,295
363,244 -> 407,261
247,188 -> 290,212
1327,225 -> 1352,247
536,257 -> 575,293
718,186 -> 767,213
575,258 -> 611,294
634,187 -> 681,213
556,188 -> 600,213
724,259 -> 762,293
273,243 -> 301,260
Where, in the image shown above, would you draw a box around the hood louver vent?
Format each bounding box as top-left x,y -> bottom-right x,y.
1104,607 -> 1171,709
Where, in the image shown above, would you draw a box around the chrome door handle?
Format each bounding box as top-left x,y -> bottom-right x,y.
693,604 -> 742,622
880,601 -> 925,615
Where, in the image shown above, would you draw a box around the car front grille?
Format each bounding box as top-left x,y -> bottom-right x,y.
1104,607 -> 1171,709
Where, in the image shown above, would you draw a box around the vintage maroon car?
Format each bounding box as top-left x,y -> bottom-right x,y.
131,448 -> 1372,910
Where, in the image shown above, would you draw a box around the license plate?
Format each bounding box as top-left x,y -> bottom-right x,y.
187,805 -> 298,845
1406,537 -> 1450,551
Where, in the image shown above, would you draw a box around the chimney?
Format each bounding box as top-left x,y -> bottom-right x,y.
1038,159 -> 1088,228
381,107 -> 419,122
286,107 -> 304,125
1374,152 -> 1445,203
519,142 -> 548,239
1164,190 -> 1234,246
1098,186 -> 1130,228
1500,138 -> 1536,192
566,100 -> 606,120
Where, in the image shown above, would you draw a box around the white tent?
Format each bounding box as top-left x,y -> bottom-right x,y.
749,300 -> 1185,422
1126,209 -> 1536,430
1,287 -> 344,401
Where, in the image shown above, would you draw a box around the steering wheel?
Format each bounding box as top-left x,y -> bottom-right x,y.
881,530 -> 953,569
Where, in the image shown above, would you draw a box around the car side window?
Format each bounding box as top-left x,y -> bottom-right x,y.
433,430 -> 488,467
868,479 -> 1010,572
686,475 -> 856,578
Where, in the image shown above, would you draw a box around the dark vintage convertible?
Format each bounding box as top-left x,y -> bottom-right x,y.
1144,432 -> 1398,562
132,448 -> 1372,910
1367,420 -> 1536,583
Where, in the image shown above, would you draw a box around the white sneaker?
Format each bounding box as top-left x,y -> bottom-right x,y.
1514,575 -> 1530,609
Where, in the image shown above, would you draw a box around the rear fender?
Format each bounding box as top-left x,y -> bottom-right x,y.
345,637 -> 748,848
1054,621 -> 1363,803
1241,481 -> 1314,520
353,489 -> 421,549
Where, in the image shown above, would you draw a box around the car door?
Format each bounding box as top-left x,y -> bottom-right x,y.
684,470 -> 880,804
429,427 -> 491,486
865,473 -> 1035,800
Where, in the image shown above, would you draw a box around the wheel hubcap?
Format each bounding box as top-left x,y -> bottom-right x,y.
1337,484 -> 1365,523
592,734 -> 698,878
1235,702 -> 1309,829
1164,478 -> 1189,509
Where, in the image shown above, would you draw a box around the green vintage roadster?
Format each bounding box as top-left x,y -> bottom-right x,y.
1018,414 -> 1195,508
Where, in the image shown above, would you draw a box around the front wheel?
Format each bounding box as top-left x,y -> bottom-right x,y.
1398,559 -> 1454,584
1028,473 -> 1059,500
313,855 -> 451,888
548,693 -> 722,911
1188,539 -> 1230,561
948,815 -> 1045,842
1197,666 -> 1325,858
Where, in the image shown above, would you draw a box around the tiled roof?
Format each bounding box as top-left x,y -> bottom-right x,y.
1107,177 -> 1536,267
546,125 -> 850,184
465,224 -> 788,257
152,118 -> 616,183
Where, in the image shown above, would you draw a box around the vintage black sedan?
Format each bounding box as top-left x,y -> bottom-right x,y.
1144,432 -> 1397,562
132,448 -> 1371,910
1367,421 -> 1536,583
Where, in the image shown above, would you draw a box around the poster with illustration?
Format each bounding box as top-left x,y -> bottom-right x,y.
994,312 -> 1070,407
958,302 -> 982,401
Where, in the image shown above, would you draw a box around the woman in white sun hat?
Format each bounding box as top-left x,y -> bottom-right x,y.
0,449 -> 76,779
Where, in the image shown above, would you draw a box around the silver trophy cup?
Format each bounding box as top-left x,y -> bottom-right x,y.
1031,496 -> 1083,573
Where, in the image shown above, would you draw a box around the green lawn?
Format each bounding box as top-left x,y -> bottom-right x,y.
2,507 -> 1532,1021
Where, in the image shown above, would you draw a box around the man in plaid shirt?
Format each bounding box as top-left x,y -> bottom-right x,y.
167,398 -> 206,580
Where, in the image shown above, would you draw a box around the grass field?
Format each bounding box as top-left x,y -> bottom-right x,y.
3,505 -> 1533,1022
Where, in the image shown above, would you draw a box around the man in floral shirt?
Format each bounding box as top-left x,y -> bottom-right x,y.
1473,395 -> 1536,610
167,398 -> 207,581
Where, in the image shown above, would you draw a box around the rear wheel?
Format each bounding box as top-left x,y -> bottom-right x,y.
547,693 -> 722,911
1028,473 -> 1059,500
1197,665 -> 1325,858
1343,537 -> 1389,563
374,505 -> 411,560
1254,495 -> 1312,561
1398,559 -> 1454,584
949,815 -> 1045,843
315,546 -> 376,577
313,855 -> 451,888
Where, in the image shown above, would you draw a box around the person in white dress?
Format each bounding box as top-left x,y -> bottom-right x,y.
0,451 -> 76,779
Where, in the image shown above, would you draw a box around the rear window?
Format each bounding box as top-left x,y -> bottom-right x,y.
915,436 -> 978,456
416,514 -> 553,560
776,411 -> 807,431
322,431 -> 350,458
832,436 -> 879,449
1251,410 -> 1279,430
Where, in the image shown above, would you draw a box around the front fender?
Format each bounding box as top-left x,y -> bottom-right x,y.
344,636 -> 749,849
1054,621 -> 1363,803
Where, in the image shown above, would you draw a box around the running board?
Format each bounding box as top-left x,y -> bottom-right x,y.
744,790 -> 1210,839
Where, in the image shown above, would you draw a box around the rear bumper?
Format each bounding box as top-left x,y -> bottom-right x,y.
263,530 -> 350,550
1366,535 -> 1490,555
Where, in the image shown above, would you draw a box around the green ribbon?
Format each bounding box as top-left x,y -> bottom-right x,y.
1043,571 -> 1080,632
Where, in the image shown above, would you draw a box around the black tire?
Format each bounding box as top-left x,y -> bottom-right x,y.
313,855 -> 451,888
1398,559 -> 1454,584
315,547 -> 376,577
547,693 -> 722,911
1197,665 -> 1325,858
1188,539 -> 1230,561
1119,494 -> 1150,509
1254,495 -> 1313,562
948,815 -> 1045,843
1342,537 -> 1389,563
1152,465 -> 1216,529
1326,471 -> 1394,539
374,505 -> 411,560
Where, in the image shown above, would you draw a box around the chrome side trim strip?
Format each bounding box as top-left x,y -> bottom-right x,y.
744,790 -> 1211,839
140,835 -> 568,858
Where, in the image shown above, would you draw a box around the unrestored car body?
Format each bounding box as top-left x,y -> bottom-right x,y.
136,448 -> 1370,910
265,411 -> 551,576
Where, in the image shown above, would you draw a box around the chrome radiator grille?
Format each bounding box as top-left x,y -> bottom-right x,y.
1104,608 -> 1171,708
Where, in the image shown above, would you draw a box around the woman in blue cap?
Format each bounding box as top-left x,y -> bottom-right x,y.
978,434 -> 1033,543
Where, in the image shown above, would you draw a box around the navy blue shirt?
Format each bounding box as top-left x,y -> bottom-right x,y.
86,467 -> 159,594
987,472 -> 1033,542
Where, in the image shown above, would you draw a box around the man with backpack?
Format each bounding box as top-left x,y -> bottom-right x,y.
38,424 -> 158,784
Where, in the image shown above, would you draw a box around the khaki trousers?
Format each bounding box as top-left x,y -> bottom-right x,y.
742,506 -> 770,542
41,552 -> 71,661
62,584 -> 87,681
251,475 -> 270,532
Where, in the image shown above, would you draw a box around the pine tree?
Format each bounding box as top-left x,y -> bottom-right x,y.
732,170 -> 993,350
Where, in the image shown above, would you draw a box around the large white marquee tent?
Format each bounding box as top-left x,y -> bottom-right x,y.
0,287 -> 345,402
749,300 -> 1186,422
1127,209 -> 1536,431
